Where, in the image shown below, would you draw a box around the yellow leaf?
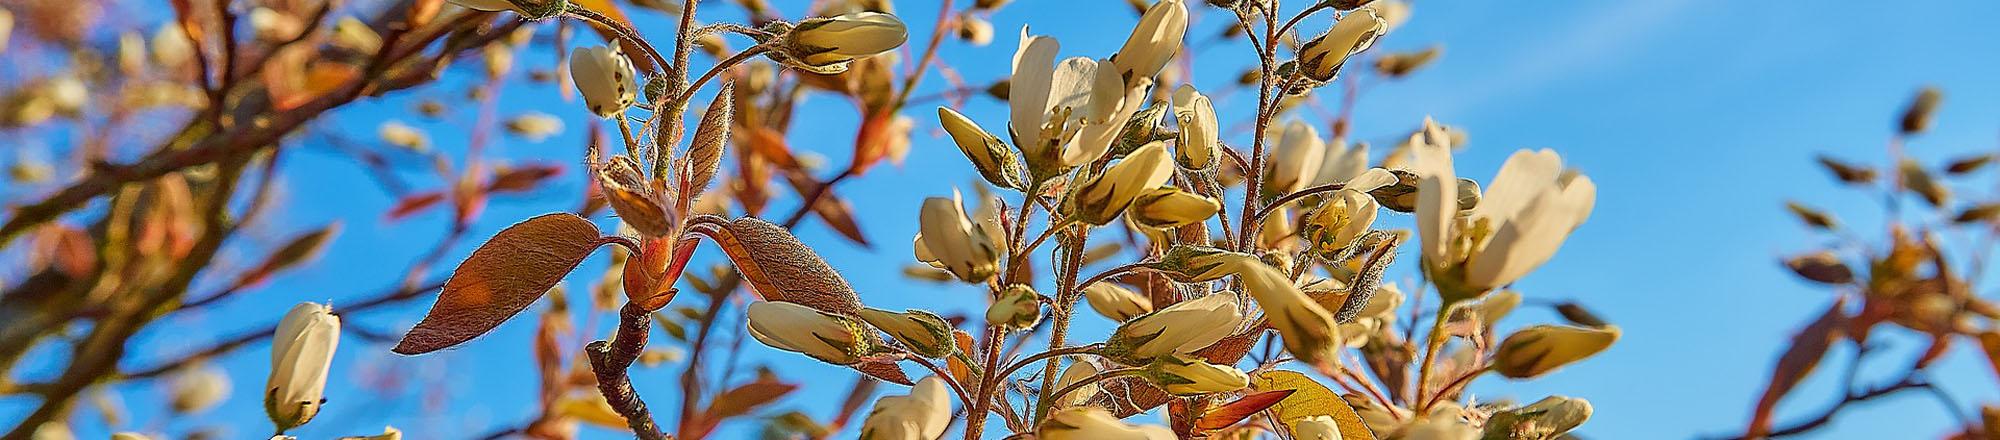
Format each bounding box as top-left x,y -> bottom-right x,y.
1249,370 -> 1375,439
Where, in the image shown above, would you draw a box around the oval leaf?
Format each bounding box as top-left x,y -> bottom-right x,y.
709,217 -> 864,315
1251,370 -> 1376,440
395,213 -> 602,354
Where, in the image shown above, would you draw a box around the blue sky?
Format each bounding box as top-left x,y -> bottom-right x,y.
8,0 -> 2000,438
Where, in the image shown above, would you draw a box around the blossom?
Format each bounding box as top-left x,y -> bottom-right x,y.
570,44 -> 637,118
747,301 -> 873,365
1008,29 -> 1153,174
957,13 -> 994,46
1493,324 -> 1619,378
267,302 -> 340,432
987,285 -> 1043,331
1142,354 -> 1248,396
1413,119 -> 1597,295
1265,120 -> 1327,197
859,376 -> 953,440
1109,0 -> 1187,82
1038,407 -> 1176,440
1068,142 -> 1175,225
1052,360 -> 1101,409
1170,85 -> 1218,171
1082,282 -> 1152,322
1297,8 -> 1386,81
914,193 -> 1002,283
1295,415 -> 1345,440
938,106 -> 1024,189
1231,258 -> 1339,366
857,308 -> 956,358
788,12 -> 909,67
1127,187 -> 1220,229
169,364 -> 230,414
1106,292 -> 1241,362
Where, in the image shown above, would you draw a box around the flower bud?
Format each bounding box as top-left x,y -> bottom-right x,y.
1296,8 -> 1385,82
1052,361 -> 1101,409
338,426 -> 403,440
593,155 -> 674,238
858,308 -> 957,358
1039,407 -> 1176,440
169,364 -> 231,414
1068,142 -> 1175,225
938,106 -> 1024,189
1142,354 -> 1248,396
747,301 -> 874,365
1127,187 -> 1219,229
111,434 -> 151,440
1171,85 -> 1217,170
1364,0 -> 1412,32
956,13 -> 993,46
987,285 -> 1043,331
1295,415 -> 1349,439
570,44 -> 637,118
504,112 -> 564,142
1109,0 -> 1188,82
1485,395 -> 1592,439
1300,189 -> 1378,258
378,121 -> 428,151
1265,120 -> 1326,198
786,12 -> 909,67
860,376 -> 953,440
1144,245 -> 1256,283
1493,324 -> 1619,378
914,194 -> 1002,283
267,302 -> 341,432
1232,259 -> 1339,366
1082,282 -> 1153,322
1106,292 -> 1241,362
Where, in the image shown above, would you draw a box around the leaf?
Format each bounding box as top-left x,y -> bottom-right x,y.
783,172 -> 871,247
395,213 -> 603,354
1197,389 -> 1296,432
1814,155 -> 1875,184
1250,370 -> 1375,440
706,380 -> 798,420
705,217 -> 864,315
385,192 -> 446,221
236,223 -> 341,287
487,163 -> 564,194
1745,298 -> 1847,438
947,330 -> 977,383
1978,331 -> 2000,382
1784,201 -> 1837,230
678,83 -> 732,206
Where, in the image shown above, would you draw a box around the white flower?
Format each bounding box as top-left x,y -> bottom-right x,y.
938,106 -> 1023,189
151,24 -> 194,69
1296,8 -> 1386,81
857,308 -> 956,358
859,376 -> 953,440
1364,0 -> 1413,33
569,44 -> 637,118
1008,29 -> 1151,173
790,12 -> 909,66
1109,0 -> 1187,82
914,193 -> 1002,283
110,433 -> 152,440
1142,354 -> 1248,396
1107,292 -> 1241,361
987,285 -> 1043,331
1038,407 -> 1176,440
957,13 -> 994,46
1462,149 -> 1597,290
746,301 -> 872,365
0,8 -> 12,56
1171,84 -> 1217,170
504,112 -> 564,142
170,364 -> 231,414
267,302 -> 340,432
1127,187 -> 1219,229
1231,258 -> 1338,366
1294,415 -> 1344,440
1052,360 -> 1101,409
1313,138 -> 1372,186
1068,142 -> 1175,225
1266,120 -> 1327,197
378,121 -> 429,151
1082,282 -> 1152,322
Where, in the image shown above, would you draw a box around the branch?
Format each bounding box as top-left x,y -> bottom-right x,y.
585,302 -> 669,439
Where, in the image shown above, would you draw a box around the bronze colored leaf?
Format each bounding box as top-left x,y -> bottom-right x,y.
853,358 -> 914,386
1784,201 -> 1837,230
237,223 -> 341,286
395,213 -> 603,354
1197,389 -> 1295,432
678,82 -> 732,206
707,217 -> 865,315
1251,370 -> 1375,440
707,380 -> 798,420
1745,298 -> 1847,438
1979,331 -> 2000,382
782,172 -> 871,248
1814,155 -> 1875,184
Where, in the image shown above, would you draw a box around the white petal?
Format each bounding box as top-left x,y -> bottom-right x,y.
1474,149 -> 1563,226
1412,118 -> 1457,266
1009,29 -> 1060,152
1464,184 -> 1590,289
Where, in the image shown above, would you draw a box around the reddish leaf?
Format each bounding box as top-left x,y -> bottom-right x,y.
707,380 -> 798,420
852,358 -> 914,386
487,163 -> 565,194
1746,298 -> 1848,438
395,213 -> 604,354
783,172 -> 870,248
702,217 -> 863,315
946,330 -> 977,384
386,191 -> 447,221
235,223 -> 341,287
1197,389 -> 1296,432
